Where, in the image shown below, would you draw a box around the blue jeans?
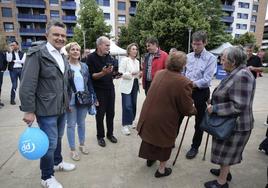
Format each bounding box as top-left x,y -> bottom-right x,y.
9,68 -> 22,101
37,113 -> 66,180
66,105 -> 88,150
121,79 -> 139,126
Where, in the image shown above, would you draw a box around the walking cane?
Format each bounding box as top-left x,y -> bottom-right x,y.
173,116 -> 190,166
202,133 -> 209,161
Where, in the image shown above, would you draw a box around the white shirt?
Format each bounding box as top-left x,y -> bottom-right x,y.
46,42 -> 65,73
6,51 -> 26,68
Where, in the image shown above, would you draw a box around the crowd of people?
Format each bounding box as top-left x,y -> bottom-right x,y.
0,19 -> 267,188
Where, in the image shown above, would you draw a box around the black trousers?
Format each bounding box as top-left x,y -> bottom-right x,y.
191,88 -> 210,149
144,80 -> 151,96
95,87 -> 115,139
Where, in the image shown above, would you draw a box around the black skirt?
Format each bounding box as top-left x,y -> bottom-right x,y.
138,141 -> 172,162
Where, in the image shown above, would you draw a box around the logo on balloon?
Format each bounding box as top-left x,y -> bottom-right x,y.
20,139 -> 36,153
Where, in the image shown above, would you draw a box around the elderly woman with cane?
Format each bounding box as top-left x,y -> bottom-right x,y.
204,46 -> 255,188
136,51 -> 196,178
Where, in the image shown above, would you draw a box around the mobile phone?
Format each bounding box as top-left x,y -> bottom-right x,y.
106,63 -> 112,68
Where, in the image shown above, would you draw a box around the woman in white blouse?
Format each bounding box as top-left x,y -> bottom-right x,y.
119,43 -> 141,135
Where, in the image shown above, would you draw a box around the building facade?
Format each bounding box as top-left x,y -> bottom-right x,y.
0,0 -> 77,50
221,0 -> 268,46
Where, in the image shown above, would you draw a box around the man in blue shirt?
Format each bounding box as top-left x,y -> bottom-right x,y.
185,31 -> 217,159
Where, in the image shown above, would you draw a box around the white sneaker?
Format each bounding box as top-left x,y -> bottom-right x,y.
128,123 -> 137,129
264,122 -> 268,126
121,126 -> 131,135
41,176 -> 63,188
54,161 -> 75,171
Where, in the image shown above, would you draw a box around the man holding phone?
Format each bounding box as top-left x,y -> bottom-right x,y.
87,36 -> 119,147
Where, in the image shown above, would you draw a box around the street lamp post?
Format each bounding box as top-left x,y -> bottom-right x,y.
82,30 -> 86,52
188,27 -> 192,53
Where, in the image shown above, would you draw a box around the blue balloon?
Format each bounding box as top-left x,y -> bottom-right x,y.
18,127 -> 49,160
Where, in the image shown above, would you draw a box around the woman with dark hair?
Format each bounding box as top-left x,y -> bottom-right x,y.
119,43 -> 141,135
204,46 -> 256,188
137,51 -> 196,178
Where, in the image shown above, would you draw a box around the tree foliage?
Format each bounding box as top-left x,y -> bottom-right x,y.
72,0 -> 111,50
232,32 -> 256,47
118,0 -> 232,54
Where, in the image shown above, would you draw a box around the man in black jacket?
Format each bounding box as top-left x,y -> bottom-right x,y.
6,40 -> 26,105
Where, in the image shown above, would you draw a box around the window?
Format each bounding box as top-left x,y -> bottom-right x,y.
251,15 -> 257,22
236,24 -> 247,30
118,1 -> 126,11
118,15 -> 126,24
96,0 -> 110,6
4,22 -> 14,32
104,13 -> 110,20
238,2 -> 249,8
250,25 -> 256,32
237,13 -> 248,19
50,10 -> 59,18
49,0 -> 58,4
6,36 -> 15,43
253,5 -> 258,12
2,7 -> 12,17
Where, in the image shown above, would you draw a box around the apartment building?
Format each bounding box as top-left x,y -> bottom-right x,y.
221,0 -> 268,46
0,0 -> 77,50
95,0 -> 138,38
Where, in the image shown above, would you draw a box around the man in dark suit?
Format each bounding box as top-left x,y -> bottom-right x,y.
0,50 -> 7,107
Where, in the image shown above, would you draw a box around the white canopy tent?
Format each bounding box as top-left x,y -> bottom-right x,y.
90,40 -> 127,56
210,42 -> 233,55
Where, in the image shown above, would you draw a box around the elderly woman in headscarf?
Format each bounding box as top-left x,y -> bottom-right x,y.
137,51 -> 196,178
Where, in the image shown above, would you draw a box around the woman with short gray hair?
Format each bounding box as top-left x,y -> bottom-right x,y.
204,46 -> 256,188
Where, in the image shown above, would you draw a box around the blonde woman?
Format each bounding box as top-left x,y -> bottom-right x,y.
119,43 -> 141,135
65,42 -> 97,161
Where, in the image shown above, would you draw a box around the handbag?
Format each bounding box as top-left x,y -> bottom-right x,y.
69,72 -> 92,106
75,91 -> 91,106
200,111 -> 237,140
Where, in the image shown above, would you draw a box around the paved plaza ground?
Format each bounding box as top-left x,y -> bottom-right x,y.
0,73 -> 267,188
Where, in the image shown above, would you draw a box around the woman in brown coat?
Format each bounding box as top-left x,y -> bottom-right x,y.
137,51 -> 196,178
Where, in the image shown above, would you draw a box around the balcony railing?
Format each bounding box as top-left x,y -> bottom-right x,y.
221,5 -> 235,12
129,7 -> 136,15
18,14 -> 47,22
221,16 -> 234,23
16,0 -> 46,8
62,16 -> 77,23
61,1 -> 76,10
20,28 -> 46,36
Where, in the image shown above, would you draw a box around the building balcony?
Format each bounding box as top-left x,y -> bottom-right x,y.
129,7 -> 136,15
19,28 -> 46,36
67,28 -> 74,37
16,0 -> 46,8
225,26 -> 233,33
18,14 -> 47,22
61,1 -> 76,10
221,16 -> 234,23
221,5 -> 235,12
62,15 -> 77,23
